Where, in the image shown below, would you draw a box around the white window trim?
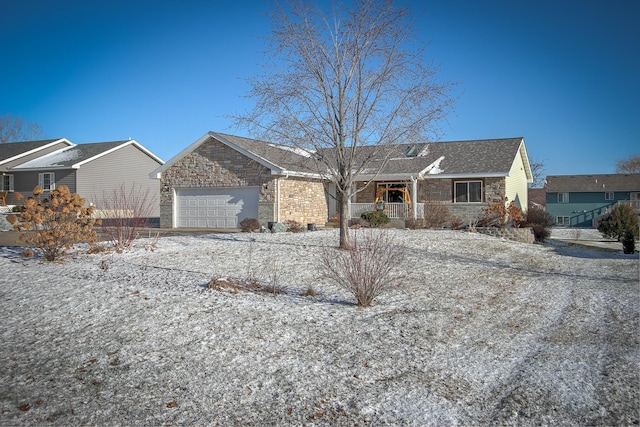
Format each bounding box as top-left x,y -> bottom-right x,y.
558,192 -> 569,203
557,216 -> 570,226
604,191 -> 614,201
38,172 -> 55,192
454,180 -> 483,203
2,174 -> 14,192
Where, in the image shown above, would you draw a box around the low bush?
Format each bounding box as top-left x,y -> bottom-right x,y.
284,219 -> 305,233
422,201 -> 451,228
360,210 -> 390,227
597,203 -> 639,241
7,185 -> 100,261
525,206 -> 554,242
240,217 -> 260,232
318,229 -> 404,307
622,229 -> 636,254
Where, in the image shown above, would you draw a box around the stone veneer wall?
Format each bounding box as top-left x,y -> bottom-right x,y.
278,177 -> 328,226
417,177 -> 507,225
159,137 -> 276,228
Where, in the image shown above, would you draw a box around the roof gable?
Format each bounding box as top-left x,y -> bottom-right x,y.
12,140 -> 163,170
0,138 -> 72,165
151,132 -> 319,179
546,174 -> 640,192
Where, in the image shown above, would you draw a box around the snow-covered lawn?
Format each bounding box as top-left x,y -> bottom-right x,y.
1,228 -> 638,426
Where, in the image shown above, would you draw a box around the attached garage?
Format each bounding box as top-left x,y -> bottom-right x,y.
175,187 -> 259,228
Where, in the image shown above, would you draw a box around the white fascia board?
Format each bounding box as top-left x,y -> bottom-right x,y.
277,170 -> 323,179
0,138 -> 73,166
421,172 -> 507,179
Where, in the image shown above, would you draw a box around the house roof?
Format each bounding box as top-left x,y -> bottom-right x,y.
546,174 -> 640,192
152,132 -> 532,181
353,137 -> 530,179
12,140 -> 164,170
0,138 -> 73,164
151,131 -> 320,179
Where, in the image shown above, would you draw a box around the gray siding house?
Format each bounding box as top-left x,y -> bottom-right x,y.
1,139 -> 164,217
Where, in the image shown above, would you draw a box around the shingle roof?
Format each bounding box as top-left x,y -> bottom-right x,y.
353,137 -> 526,177
154,132 -> 530,181
0,139 -> 67,163
546,174 -> 640,192
214,132 -> 318,174
12,141 -> 130,169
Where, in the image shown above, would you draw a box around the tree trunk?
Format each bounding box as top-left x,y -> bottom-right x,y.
337,191 -> 351,249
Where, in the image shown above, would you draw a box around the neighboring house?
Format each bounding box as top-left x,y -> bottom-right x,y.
0,139 -> 164,217
545,174 -> 640,227
151,132 -> 532,229
527,188 -> 546,210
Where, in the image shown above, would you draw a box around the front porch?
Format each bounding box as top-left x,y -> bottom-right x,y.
349,202 -> 424,220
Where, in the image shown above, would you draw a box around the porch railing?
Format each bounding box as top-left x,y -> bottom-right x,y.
350,202 -> 424,219
617,200 -> 640,213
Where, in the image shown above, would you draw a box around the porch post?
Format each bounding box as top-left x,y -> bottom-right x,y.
411,177 -> 418,219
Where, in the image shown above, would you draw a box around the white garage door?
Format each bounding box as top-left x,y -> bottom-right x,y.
176,187 -> 259,228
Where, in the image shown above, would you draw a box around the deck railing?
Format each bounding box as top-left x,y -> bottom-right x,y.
617,200 -> 640,213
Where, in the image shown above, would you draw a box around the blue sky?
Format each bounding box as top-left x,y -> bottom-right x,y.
1,0 -> 638,178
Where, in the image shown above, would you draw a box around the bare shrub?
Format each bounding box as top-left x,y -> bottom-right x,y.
450,216 -> 463,230
284,219 -> 305,233
97,183 -> 156,251
525,206 -> 553,242
240,218 -> 260,232
7,185 -> 100,261
507,201 -> 526,228
422,201 -> 451,228
480,197 -> 508,227
318,229 -> 405,307
301,285 -> 317,297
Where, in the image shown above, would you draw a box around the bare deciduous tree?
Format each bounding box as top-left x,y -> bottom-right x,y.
234,0 -> 456,248
615,155 -> 640,174
528,158 -> 546,188
0,113 -> 42,144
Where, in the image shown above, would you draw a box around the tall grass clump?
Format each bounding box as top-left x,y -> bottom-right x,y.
319,229 -> 404,307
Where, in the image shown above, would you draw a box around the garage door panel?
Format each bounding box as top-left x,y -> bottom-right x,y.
176,187 -> 259,229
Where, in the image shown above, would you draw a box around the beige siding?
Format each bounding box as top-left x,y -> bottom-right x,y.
76,144 -> 162,216
504,149 -> 529,211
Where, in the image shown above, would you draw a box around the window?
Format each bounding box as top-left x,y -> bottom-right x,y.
605,192 -> 614,201
454,181 -> 482,203
38,172 -> 55,191
557,192 -> 569,203
1,174 -> 14,192
556,216 -> 570,226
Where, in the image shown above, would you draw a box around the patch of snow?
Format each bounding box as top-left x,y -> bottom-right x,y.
0,229 -> 637,425
268,143 -> 313,158
13,146 -> 80,169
